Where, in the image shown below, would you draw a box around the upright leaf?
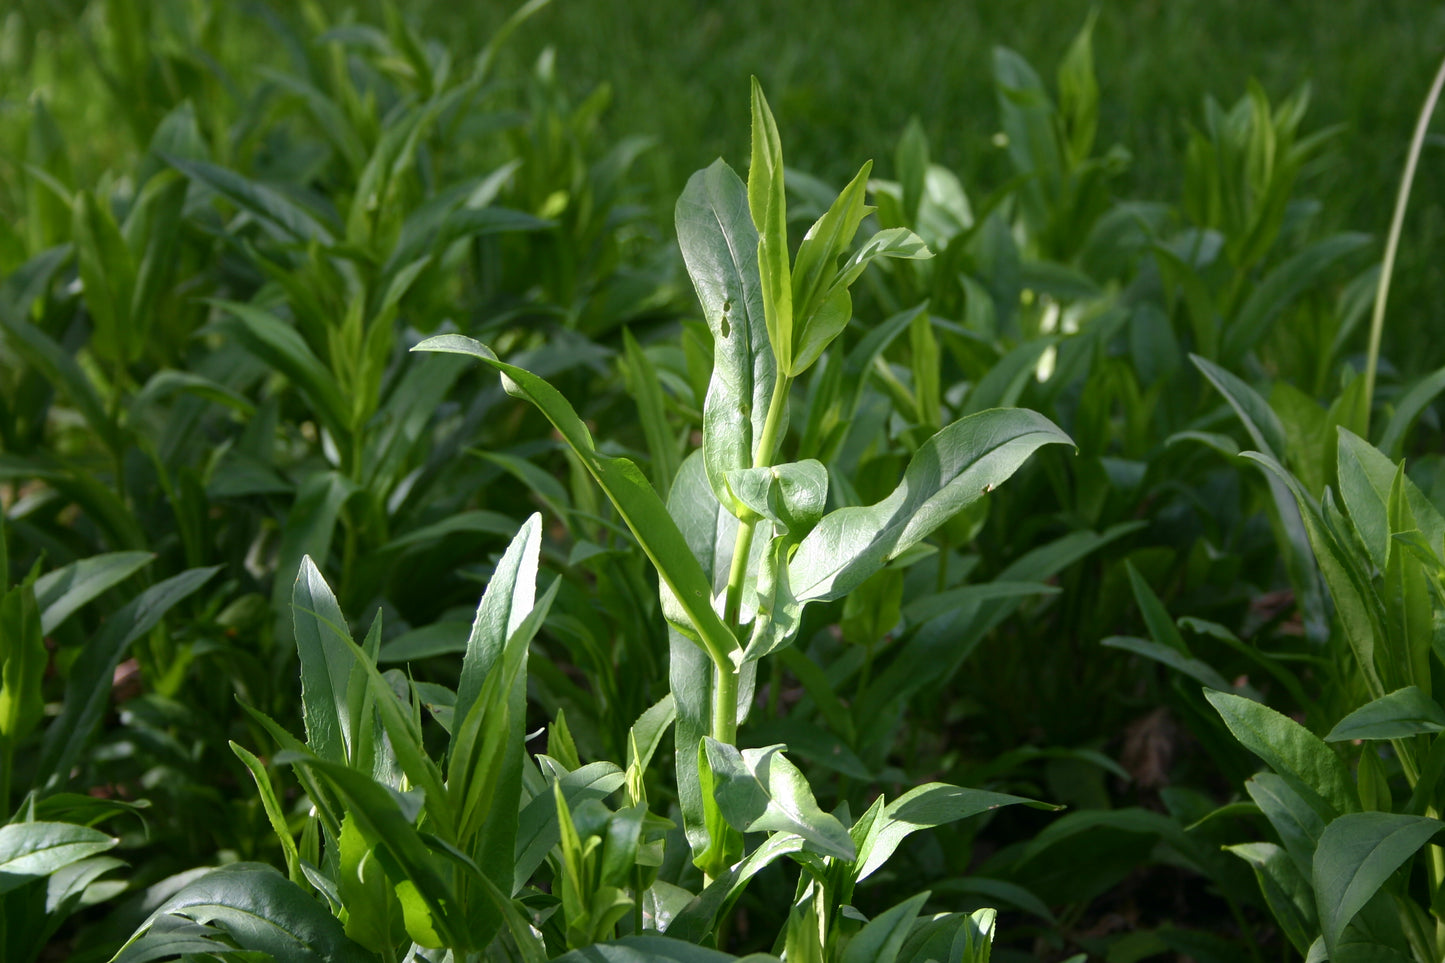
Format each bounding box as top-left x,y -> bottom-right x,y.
748,78 -> 793,373
675,160 -> 776,516
292,557 -> 356,766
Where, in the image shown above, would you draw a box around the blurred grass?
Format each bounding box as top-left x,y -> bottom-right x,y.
5,0 -> 1445,369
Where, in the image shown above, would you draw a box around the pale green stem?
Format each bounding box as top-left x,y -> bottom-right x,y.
716,374 -> 793,745
1362,53 -> 1445,436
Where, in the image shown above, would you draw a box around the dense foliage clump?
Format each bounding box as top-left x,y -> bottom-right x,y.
4,3 -> 1445,961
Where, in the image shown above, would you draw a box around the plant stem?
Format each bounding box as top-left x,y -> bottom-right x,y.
712,659 -> 738,745
1362,52 -> 1445,437
716,374 -> 792,742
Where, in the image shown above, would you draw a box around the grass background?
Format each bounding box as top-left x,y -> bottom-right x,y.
7,0 -> 1445,369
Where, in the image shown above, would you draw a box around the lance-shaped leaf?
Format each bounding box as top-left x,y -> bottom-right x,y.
279,754 -> 472,948
455,514 -> 541,725
115,862 -> 371,963
841,891 -> 930,963
1226,842 -> 1316,956
789,408 -> 1072,601
1337,429 -> 1399,572
790,227 -> 931,377
748,78 -> 793,374
553,935 -> 780,962
676,160 -> 775,516
1206,690 -> 1357,819
1245,451 -> 1385,695
1247,773 -> 1326,877
292,557 -> 356,766
667,832 -> 807,941
854,783 -> 1053,882
37,566 -> 218,787
1326,687 -> 1445,742
33,551 -> 152,634
701,739 -> 855,861
0,822 -> 116,896
412,336 -> 738,669
789,162 -> 872,374
1314,813 -> 1443,959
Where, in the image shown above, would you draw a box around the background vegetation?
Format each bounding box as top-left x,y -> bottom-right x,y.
4,1 -> 1445,961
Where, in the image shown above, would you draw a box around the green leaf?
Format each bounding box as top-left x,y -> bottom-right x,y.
291,557 -> 356,766
1314,813 -> 1442,958
32,552 -> 152,634
675,159 -> 777,516
1379,363 -> 1445,458
37,567 -> 218,788
229,742 -> 302,885
1223,233 -> 1370,362
1124,560 -> 1189,653
896,118 -> 929,225
724,460 -> 828,536
625,694 -> 676,804
125,171 -> 187,344
0,574 -> 45,746
1226,842 -> 1317,956
790,162 -> 872,371
72,190 -> 136,363
1244,451 -> 1381,692
701,740 -> 855,861
1205,690 -> 1357,819
789,408 -> 1072,601
0,291 -> 115,442
841,891 -> 929,963
167,155 -> 337,244
278,755 -> 470,948
748,78 -> 793,374
1057,11 -> 1099,165
209,300 -> 351,436
412,336 -> 739,669
455,513 -> 541,727
0,821 -> 116,895
117,862 -> 371,963
1326,687 -> 1445,742
790,228 -> 930,376
1337,429 -> 1398,572
336,813 -> 405,952
898,908 -> 996,963
855,783 -> 1051,882
514,762 -> 626,892
1192,354 -> 1287,459
623,328 -> 682,494
1247,773 -> 1326,877
1102,636 -> 1235,693
666,833 -> 806,942
553,935 -> 779,962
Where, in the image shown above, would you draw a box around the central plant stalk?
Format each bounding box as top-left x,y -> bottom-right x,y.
714,373 -> 793,746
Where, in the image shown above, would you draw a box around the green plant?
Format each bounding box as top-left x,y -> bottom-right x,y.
109,80 -> 1072,962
